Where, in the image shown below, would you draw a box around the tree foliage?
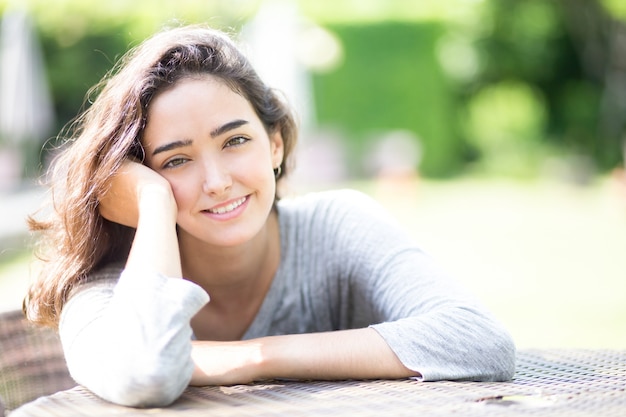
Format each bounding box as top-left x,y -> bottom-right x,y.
1,0 -> 624,177
460,0 -> 626,173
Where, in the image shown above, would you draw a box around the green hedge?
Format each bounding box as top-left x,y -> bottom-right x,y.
313,22 -> 464,177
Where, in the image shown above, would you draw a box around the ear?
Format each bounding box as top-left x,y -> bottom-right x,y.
269,129 -> 284,168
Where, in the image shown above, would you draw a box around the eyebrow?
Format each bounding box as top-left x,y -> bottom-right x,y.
151,119 -> 250,157
152,139 -> 193,157
210,119 -> 249,138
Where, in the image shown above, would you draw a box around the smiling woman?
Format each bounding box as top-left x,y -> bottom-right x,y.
23,24 -> 515,408
141,77 -> 282,250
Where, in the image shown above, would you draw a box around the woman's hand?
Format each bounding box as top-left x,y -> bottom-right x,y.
98,160 -> 176,228
190,340 -> 264,386
99,159 -> 182,278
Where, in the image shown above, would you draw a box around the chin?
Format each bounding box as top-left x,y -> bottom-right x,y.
181,226 -> 260,249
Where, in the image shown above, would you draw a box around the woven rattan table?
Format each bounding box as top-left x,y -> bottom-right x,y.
10,349 -> 626,416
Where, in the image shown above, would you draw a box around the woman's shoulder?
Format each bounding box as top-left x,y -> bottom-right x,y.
277,189 -> 395,234
278,188 -> 382,215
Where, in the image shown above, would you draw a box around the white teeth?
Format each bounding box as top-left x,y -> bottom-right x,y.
208,197 -> 246,214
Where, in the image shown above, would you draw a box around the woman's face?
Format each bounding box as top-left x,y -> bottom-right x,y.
142,76 -> 283,248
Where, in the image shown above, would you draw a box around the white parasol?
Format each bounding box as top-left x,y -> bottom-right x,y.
0,6 -> 54,187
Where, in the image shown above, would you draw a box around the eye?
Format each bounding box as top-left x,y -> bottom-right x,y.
163,157 -> 189,169
224,136 -> 249,148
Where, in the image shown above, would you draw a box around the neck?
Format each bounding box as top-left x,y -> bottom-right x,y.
178,211 -> 280,307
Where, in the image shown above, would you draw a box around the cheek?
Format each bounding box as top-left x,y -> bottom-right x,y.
237,158 -> 274,190
237,147 -> 274,177
168,179 -> 198,211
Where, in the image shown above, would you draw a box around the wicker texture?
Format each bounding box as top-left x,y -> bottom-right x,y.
9,349 -> 626,416
0,310 -> 76,416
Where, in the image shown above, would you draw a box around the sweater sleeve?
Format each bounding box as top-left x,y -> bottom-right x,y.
368,250 -> 516,382
59,265 -> 209,407
328,190 -> 516,382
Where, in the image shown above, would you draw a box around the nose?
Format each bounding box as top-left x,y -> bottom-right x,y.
201,159 -> 232,196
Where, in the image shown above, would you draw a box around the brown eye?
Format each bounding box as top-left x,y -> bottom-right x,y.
163,157 -> 188,169
225,136 -> 249,148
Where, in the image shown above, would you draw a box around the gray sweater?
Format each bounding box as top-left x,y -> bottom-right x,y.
59,190 -> 516,407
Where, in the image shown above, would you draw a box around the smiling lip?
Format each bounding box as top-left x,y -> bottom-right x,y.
202,196 -> 249,220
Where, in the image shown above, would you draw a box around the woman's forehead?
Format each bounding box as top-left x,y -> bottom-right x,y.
141,77 -> 260,146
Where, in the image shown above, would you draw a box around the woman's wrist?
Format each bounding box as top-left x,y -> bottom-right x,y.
127,181 -> 181,278
137,183 -> 177,224
190,340 -> 265,386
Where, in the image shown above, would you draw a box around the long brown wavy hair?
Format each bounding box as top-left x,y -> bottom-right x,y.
24,24 -> 298,328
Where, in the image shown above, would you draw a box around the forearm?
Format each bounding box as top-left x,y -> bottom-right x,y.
126,185 -> 181,277
190,328 -> 419,386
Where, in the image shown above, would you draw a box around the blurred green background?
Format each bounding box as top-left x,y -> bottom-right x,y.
2,0 -> 625,178
0,0 -> 625,348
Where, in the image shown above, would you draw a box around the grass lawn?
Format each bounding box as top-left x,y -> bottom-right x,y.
2,175 -> 625,349
364,175 -> 626,349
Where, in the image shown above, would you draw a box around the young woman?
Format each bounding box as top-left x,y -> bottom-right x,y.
25,25 -> 515,407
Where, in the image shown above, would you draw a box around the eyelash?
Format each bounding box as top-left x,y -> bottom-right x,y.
163,157 -> 188,169
161,136 -> 250,169
225,136 -> 249,148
